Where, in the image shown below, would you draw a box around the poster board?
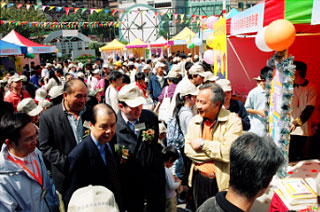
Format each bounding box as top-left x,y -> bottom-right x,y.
212,18 -> 228,79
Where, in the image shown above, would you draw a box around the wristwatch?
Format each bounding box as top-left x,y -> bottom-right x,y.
200,139 -> 205,149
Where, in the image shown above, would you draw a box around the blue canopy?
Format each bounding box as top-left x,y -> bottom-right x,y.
0,40 -> 27,56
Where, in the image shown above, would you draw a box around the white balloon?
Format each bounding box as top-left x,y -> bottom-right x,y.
193,38 -> 202,46
27,47 -> 34,53
255,27 -> 272,52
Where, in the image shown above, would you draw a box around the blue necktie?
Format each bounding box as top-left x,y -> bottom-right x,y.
128,121 -> 138,136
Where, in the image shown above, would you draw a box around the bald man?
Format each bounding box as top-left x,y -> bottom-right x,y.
63,104 -> 124,211
39,79 -> 90,193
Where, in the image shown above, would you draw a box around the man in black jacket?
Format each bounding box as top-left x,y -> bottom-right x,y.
116,84 -> 165,212
39,79 -> 89,193
63,104 -> 124,211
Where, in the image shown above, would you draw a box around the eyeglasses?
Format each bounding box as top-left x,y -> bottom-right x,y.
23,135 -> 37,144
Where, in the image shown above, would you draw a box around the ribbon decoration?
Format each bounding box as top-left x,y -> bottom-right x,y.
112,9 -> 117,17
64,7 -> 70,15
74,8 -> 80,13
0,20 -> 119,29
16,3 -> 23,9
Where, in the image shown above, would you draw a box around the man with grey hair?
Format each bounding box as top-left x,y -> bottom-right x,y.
185,83 -> 242,209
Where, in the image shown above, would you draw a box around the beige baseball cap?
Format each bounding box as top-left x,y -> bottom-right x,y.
170,64 -> 181,73
189,64 -> 206,77
17,98 -> 43,116
179,83 -> 198,97
35,88 -> 47,102
8,75 -> 24,85
216,79 -> 232,92
155,62 -> 166,69
253,76 -> 262,81
48,85 -> 64,100
203,72 -> 219,82
92,69 -> 100,74
164,71 -> 180,79
118,84 -> 146,107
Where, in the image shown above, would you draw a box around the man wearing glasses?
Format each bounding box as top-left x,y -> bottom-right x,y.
0,112 -> 59,212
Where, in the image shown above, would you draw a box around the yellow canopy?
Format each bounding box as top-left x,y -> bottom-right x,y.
126,38 -> 148,48
100,39 -> 125,51
170,27 -> 195,41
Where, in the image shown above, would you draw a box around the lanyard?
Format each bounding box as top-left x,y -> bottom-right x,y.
8,155 -> 44,190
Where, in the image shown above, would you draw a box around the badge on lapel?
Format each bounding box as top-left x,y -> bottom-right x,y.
115,144 -> 129,164
141,129 -> 155,144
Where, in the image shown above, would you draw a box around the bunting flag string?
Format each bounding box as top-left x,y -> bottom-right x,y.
0,1 -> 208,21
0,20 -> 119,29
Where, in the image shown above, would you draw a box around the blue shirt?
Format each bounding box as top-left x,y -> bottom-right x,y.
245,84 -> 266,137
90,133 -> 114,166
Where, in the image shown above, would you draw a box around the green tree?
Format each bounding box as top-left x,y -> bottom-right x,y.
88,9 -> 118,42
0,7 -> 52,42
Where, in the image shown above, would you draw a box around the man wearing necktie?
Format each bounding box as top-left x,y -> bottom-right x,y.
62,104 -> 124,212
116,84 -> 165,212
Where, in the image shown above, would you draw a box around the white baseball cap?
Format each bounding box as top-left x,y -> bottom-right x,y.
68,185 -> 119,212
179,83 -> 198,97
155,62 -> 166,69
118,84 -> 146,108
216,79 -> 232,92
203,72 -> 219,82
48,86 -> 63,100
35,88 -> 48,102
189,64 -> 206,77
8,75 -> 23,85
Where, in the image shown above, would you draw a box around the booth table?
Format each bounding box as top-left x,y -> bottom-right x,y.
249,160 -> 320,212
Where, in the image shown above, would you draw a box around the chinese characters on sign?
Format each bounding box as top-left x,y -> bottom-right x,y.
231,2 -> 265,35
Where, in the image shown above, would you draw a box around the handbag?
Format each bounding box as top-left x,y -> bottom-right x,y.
158,86 -> 171,123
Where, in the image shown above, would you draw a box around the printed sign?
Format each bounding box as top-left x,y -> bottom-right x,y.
231,2 -> 265,35
212,18 -> 228,79
311,0 -> 320,25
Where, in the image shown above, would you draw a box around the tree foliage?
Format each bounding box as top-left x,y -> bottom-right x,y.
0,6 -> 119,43
60,9 -> 119,42
0,7 -> 53,42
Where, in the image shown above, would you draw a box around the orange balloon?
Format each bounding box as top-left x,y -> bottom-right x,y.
264,19 -> 296,51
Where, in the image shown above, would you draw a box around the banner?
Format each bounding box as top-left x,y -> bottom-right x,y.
265,56 -> 295,178
311,0 -> 320,25
269,69 -> 283,147
212,18 -> 227,79
230,2 -> 264,35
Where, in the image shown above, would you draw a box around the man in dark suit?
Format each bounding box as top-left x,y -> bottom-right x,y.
62,103 -> 124,211
116,84 -> 165,212
39,79 -> 89,193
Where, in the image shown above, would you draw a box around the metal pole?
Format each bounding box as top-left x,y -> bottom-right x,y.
222,0 -> 227,17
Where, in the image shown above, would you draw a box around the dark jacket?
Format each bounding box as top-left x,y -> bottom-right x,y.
148,75 -> 168,102
39,102 -> 88,192
229,99 -> 251,131
62,135 -> 124,211
197,191 -> 244,212
116,109 -> 165,212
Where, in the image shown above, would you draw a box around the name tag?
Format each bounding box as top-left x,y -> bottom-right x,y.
134,123 -> 146,132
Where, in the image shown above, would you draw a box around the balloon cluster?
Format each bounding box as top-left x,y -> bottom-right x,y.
255,19 -> 296,52
203,50 -> 215,65
25,52 -> 35,59
186,16 -> 219,49
206,16 -> 219,30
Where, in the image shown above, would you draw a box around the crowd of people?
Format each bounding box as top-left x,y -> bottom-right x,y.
0,51 -> 318,212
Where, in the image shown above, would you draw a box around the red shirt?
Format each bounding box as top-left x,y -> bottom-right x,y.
4,90 -> 31,111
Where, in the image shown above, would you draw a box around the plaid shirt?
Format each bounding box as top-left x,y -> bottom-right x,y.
62,102 -> 86,144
